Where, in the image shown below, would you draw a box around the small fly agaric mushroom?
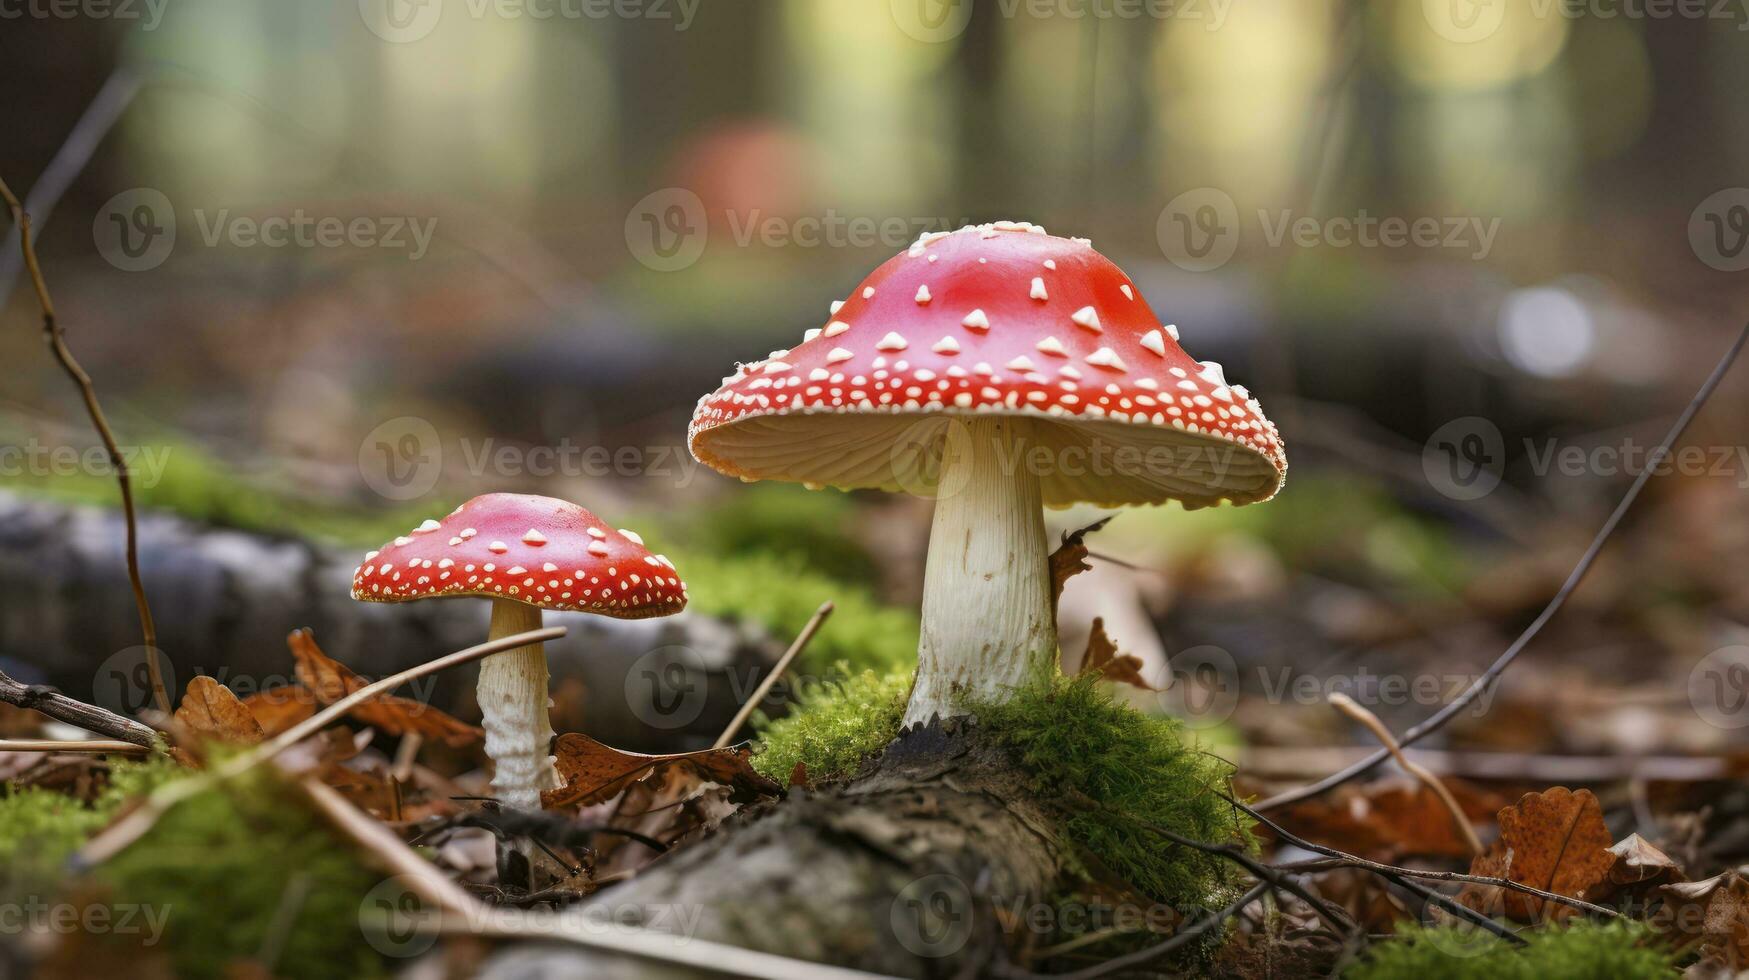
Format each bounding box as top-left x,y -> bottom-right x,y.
688,221 -> 1284,725
352,493 -> 687,808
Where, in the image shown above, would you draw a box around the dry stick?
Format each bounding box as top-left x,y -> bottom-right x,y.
1328,692 -> 1483,857
73,626 -> 565,868
0,175 -> 169,717
1234,796 -> 1618,921
712,601 -> 834,749
0,669 -> 160,747
0,739 -> 151,754
1258,320 -> 1749,812
1139,819 -> 1357,936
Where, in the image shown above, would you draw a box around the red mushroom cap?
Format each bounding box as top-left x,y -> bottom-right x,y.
688,221 -> 1285,509
350,493 -> 687,618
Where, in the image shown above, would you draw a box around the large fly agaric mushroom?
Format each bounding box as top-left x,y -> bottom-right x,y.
352,493 -> 687,808
689,221 -> 1284,725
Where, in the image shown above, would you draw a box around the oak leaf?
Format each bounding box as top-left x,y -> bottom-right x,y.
540,732 -> 779,810
1077,617 -> 1159,690
173,676 -> 265,745
286,629 -> 482,746
1457,786 -> 1614,922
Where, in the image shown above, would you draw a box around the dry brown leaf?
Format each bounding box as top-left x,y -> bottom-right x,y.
1048,517 -> 1112,620
789,761 -> 810,789
287,628 -> 482,746
1662,869 -> 1749,969
1458,786 -> 1615,922
1609,834 -> 1686,888
541,732 -> 779,810
240,686 -> 317,736
1076,617 -> 1159,690
1268,778 -> 1506,862
173,676 -> 265,745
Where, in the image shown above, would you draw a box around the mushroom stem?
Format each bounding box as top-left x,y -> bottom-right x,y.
479,599 -> 562,810
905,415 -> 1056,726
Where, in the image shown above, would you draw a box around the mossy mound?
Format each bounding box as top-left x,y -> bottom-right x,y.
970,675 -> 1248,913
752,666 -> 911,781
96,772 -> 390,979
0,757 -> 182,895
1346,920 -> 1676,980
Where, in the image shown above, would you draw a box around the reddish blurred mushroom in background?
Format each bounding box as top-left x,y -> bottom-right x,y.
689,221 -> 1285,724
353,492 -> 687,808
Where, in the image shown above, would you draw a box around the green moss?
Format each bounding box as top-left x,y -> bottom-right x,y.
1346,920 -> 1676,980
674,549 -> 917,675
751,666 -> 911,781
98,772 -> 389,980
969,675 -> 1248,912
0,757 -> 182,894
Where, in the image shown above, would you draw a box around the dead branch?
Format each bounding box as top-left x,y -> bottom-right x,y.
0,668 -> 160,747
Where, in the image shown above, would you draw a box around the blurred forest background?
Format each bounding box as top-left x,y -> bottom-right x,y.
0,0 -> 1746,773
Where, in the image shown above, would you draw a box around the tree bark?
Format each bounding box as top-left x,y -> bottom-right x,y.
478,720 -> 1073,979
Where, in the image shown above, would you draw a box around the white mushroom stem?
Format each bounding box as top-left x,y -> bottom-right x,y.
478,599 -> 562,810
905,415 -> 1056,726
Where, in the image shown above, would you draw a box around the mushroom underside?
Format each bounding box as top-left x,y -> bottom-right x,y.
692,410 -> 1282,509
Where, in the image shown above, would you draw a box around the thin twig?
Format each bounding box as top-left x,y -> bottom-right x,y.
73,626 -> 565,868
0,739 -> 151,754
1139,819 -> 1356,936
0,670 -> 160,747
712,601 -> 834,749
0,174 -> 168,717
998,881 -> 1273,980
1328,692 -> 1482,857
1234,796 -> 1617,921
1258,320 -> 1749,811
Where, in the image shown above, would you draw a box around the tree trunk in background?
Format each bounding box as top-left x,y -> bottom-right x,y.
0,491 -> 777,751
478,722 -> 1071,980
